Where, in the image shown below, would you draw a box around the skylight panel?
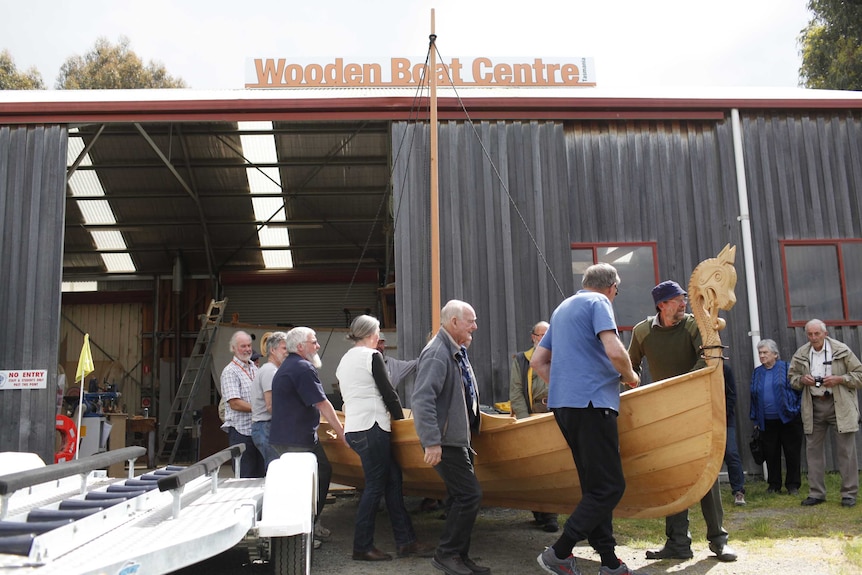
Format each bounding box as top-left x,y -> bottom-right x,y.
91,230 -> 127,251
101,253 -> 136,273
62,281 -> 97,293
67,135 -> 136,275
239,121 -> 292,269
77,199 -> 117,225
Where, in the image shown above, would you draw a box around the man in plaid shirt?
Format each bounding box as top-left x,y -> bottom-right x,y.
221,330 -> 265,477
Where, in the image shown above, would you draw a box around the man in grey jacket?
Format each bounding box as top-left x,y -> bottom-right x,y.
412,299 -> 489,575
789,318 -> 862,508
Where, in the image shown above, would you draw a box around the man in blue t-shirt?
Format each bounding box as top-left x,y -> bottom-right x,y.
270,326 -> 346,538
532,263 -> 642,575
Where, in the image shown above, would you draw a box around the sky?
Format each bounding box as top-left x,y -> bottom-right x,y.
1,0 -> 813,91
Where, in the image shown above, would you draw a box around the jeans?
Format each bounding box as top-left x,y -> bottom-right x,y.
274,441 -> 332,517
723,425 -> 745,494
434,446 -> 482,558
347,423 -> 416,552
251,420 -> 280,472
227,427 -> 265,478
553,407 -> 624,556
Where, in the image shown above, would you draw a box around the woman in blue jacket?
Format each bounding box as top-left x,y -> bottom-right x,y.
750,339 -> 803,494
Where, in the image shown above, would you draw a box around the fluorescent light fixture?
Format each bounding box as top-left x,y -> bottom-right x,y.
238,121 -> 293,269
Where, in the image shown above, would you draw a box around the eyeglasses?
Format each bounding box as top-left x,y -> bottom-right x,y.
531,332 -> 547,338
614,284 -> 619,296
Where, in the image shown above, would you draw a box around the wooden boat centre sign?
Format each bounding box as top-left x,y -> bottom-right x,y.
244,57 -> 597,88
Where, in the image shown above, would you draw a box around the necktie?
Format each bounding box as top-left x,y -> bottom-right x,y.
458,346 -> 479,423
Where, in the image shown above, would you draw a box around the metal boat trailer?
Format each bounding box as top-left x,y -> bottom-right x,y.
0,445 -> 317,575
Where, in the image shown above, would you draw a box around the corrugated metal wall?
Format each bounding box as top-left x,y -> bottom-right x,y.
393,115 -> 862,474
223,282 -> 380,327
0,125 -> 67,461
742,111 -> 862,465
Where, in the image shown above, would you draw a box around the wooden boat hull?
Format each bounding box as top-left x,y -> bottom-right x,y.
320,361 -> 725,519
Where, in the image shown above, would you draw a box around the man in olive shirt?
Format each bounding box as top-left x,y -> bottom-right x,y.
628,280 -> 736,563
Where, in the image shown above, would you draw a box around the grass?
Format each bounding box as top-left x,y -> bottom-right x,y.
613,471 -> 862,570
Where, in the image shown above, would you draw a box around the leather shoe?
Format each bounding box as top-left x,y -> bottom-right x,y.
709,541 -> 738,562
432,554 -> 473,575
801,497 -> 826,506
397,541 -> 436,558
645,545 -> 693,560
462,556 -> 491,574
352,548 -> 393,561
842,497 -> 856,508
542,520 -> 559,533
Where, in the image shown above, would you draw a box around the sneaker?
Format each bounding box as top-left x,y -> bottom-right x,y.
599,562 -> 647,575
734,491 -> 746,506
537,547 -> 581,575
314,522 -> 331,538
842,497 -> 857,508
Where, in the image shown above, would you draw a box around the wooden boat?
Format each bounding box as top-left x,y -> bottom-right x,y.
320,245 -> 738,519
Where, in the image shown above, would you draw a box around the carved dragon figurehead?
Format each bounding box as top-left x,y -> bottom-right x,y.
687,244 -> 738,361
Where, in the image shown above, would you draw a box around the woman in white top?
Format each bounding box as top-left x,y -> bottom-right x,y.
336,315 -> 432,561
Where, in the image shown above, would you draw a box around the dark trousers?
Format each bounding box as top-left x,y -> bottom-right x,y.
664,480 -> 727,551
433,445 -> 482,558
274,441 -> 332,517
553,407 -> 624,556
347,423 -> 416,552
762,416 -> 804,491
227,427 -> 265,478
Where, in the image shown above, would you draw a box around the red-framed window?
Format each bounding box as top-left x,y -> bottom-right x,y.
571,242 -> 660,331
780,239 -> 862,327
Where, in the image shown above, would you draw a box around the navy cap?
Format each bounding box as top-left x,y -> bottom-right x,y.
651,281 -> 687,305
250,351 -> 262,362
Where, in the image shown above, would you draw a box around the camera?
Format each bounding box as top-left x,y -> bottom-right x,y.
814,376 -> 824,387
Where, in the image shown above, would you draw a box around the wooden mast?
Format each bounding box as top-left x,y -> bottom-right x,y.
429,9 -> 441,328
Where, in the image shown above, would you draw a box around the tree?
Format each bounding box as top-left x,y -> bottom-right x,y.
799,0 -> 862,90
56,36 -> 187,89
0,50 -> 45,89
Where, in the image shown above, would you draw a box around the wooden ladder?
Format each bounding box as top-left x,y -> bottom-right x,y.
156,298 -> 227,464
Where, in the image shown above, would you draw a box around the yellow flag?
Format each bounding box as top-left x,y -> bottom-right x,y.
76,334 -> 95,382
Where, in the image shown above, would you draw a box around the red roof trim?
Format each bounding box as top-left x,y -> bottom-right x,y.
3,95 -> 862,124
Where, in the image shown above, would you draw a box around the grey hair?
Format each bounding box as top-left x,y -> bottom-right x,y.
532,321 -> 549,333
285,327 -> 315,353
805,318 -> 828,333
756,338 -> 780,358
441,299 -> 473,326
265,331 -> 288,356
582,263 -> 620,290
347,315 -> 380,342
229,330 -> 251,353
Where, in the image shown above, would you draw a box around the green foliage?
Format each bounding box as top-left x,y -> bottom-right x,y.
56,36 -> 187,89
799,0 -> 862,90
0,49 -> 45,89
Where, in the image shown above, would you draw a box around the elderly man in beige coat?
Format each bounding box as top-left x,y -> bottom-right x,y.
789,319 -> 862,508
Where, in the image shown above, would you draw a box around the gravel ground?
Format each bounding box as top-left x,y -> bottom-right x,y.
176,490 -> 854,575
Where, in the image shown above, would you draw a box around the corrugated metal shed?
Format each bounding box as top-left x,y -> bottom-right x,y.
2,87 -> 862,471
